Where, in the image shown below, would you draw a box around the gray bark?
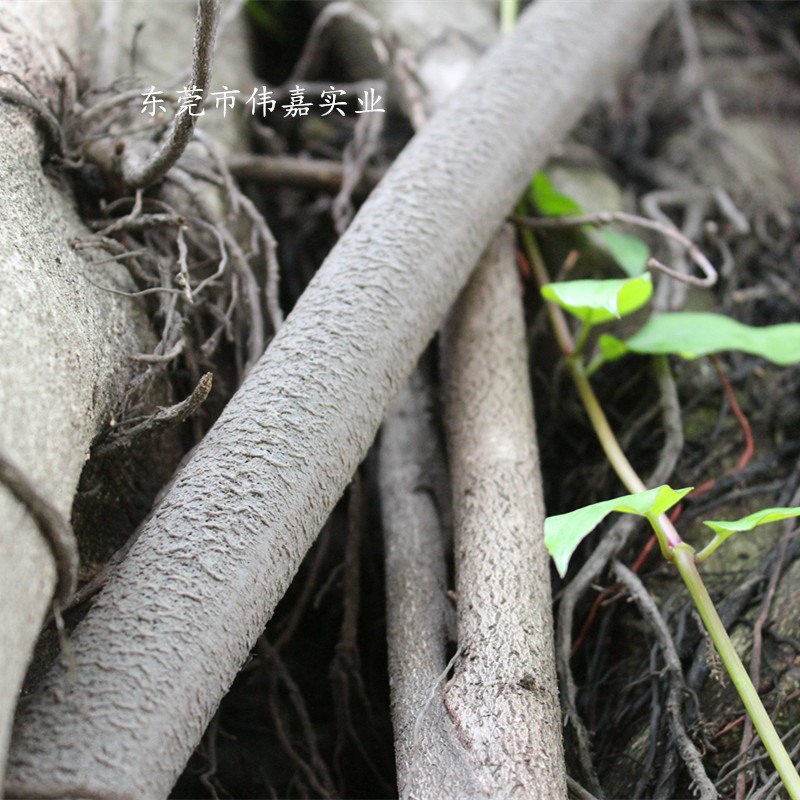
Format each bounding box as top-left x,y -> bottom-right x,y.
440,230 -> 566,798
376,4 -> 557,794
0,0 -> 155,787
380,366 -> 470,798
6,1 -> 670,797
381,232 -> 567,799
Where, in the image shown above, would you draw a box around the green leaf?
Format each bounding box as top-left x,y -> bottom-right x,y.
529,171 -> 583,217
696,506 -> 800,562
528,171 -> 650,277
545,485 -> 693,577
593,229 -> 650,277
599,312 -> 800,366
541,274 -> 653,326
705,507 -> 800,539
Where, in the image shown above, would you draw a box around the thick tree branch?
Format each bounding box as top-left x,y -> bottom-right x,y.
6,2 -> 670,796
380,364 -> 469,798
440,229 -> 566,798
0,0 -> 157,788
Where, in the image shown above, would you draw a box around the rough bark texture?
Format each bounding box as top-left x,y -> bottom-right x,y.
376,5 -> 555,794
441,229 -> 566,798
381,234 -> 568,799
380,366 -> 472,798
6,2 -> 670,797
0,0 -> 155,786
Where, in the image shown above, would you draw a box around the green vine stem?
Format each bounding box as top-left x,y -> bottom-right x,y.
694,533 -> 728,563
521,225 -> 800,797
500,0 -> 519,34
673,544 -> 800,800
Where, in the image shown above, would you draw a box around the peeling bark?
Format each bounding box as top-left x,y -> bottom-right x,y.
6,1 -> 670,796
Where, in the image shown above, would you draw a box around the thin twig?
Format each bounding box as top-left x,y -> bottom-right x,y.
749,734 -> 800,800
181,148 -> 284,332
123,0 -> 220,189
717,723 -> 800,794
81,87 -> 159,126
192,127 -> 240,217
219,226 -> 265,369
81,275 -> 184,299
166,167 -> 266,368
272,523 -> 333,651
332,101 -> 385,234
93,213 -> 185,236
258,638 -> 337,797
131,338 -> 185,364
568,776 -> 601,800
93,372 -> 212,458
329,474 -> 388,790
514,210 -> 718,287
175,226 -> 194,305
228,152 -> 384,194
641,187 -> 710,311
0,70 -> 66,158
290,2 -> 389,83
613,560 -> 717,800
675,0 -> 725,132
0,446 -> 77,606
236,192 -> 284,332
190,218 -> 229,296
83,248 -> 152,266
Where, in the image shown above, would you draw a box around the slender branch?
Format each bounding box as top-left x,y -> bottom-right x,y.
227,153 -> 384,194
92,373 -> 213,459
0,447 -> 77,606
514,209 -> 718,287
123,0 -> 220,189
290,2 -> 388,83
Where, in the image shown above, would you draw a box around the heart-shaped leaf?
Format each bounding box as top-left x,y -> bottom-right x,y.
696,506 -> 800,562
545,485 -> 692,577
704,507 -> 800,535
529,171 -> 650,275
600,312 -> 800,365
541,274 -> 653,326
529,170 -> 582,217
593,229 -> 649,277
